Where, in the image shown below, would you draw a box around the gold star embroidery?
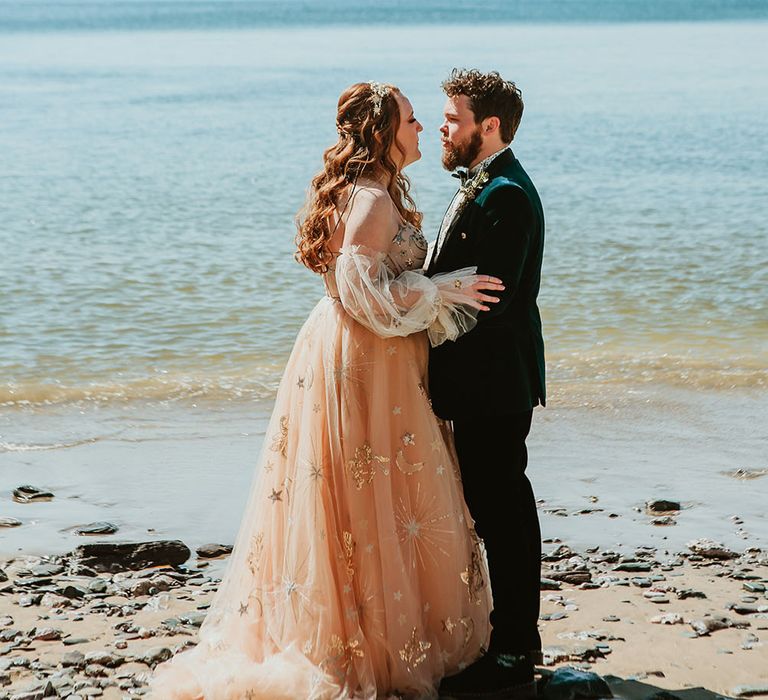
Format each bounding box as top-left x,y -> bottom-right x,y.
270,415 -> 289,457
394,590 -> 403,601
399,627 -> 432,673
238,602 -> 248,616
386,346 -> 397,356
268,488 -> 283,503
436,465 -> 445,476
347,442 -> 390,489
313,403 -> 321,413
402,432 -> 415,446
392,406 -> 402,415
430,438 -> 441,452
297,376 -> 305,388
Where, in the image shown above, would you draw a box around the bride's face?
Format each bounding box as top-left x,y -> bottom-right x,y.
391,92 -> 423,169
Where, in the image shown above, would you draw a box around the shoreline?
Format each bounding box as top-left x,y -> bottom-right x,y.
0,541 -> 765,697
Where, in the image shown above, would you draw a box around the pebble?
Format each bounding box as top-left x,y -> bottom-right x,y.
0,518 -> 22,528
12,485 -> 55,503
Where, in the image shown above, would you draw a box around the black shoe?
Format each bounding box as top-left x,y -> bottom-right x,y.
438,652 -> 536,699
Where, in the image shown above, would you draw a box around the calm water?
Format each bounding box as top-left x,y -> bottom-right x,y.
1,8 -> 767,410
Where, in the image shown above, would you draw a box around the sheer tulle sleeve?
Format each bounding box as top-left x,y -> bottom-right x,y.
335,243 -> 480,346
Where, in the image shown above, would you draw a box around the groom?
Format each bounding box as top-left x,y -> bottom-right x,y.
427,69 -> 546,699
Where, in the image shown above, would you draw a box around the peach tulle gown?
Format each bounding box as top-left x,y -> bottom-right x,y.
149,217 -> 492,699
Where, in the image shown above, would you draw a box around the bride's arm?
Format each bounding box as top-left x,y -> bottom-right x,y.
335,188 -> 503,346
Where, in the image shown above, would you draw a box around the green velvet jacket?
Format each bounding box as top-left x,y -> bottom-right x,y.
426,149 -> 546,419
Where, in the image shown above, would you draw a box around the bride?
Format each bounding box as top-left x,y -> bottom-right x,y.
149,81 -> 504,700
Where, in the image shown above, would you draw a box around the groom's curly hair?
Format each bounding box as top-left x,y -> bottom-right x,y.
442,69 -> 524,143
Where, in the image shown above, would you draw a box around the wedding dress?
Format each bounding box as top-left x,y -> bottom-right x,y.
149,216 -> 492,699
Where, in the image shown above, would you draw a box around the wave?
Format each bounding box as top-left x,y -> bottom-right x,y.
0,353 -> 764,410
0,437 -> 99,453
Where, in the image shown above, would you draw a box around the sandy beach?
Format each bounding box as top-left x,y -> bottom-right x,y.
1,537 -> 766,698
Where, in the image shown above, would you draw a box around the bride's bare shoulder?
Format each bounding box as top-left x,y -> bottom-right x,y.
342,184 -> 399,249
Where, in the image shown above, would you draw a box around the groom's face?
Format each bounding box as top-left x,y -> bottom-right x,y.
440,95 -> 483,171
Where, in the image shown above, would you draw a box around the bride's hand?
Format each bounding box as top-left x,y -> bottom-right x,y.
458,275 -> 505,312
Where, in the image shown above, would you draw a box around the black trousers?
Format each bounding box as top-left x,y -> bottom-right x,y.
452,409 -> 541,657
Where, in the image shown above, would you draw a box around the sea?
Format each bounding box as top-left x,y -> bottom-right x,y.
1,1 -> 766,556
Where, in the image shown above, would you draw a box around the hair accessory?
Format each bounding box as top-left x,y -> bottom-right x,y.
368,81 -> 390,117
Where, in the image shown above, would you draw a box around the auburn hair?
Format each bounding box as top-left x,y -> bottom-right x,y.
442,68 -> 524,144
296,82 -> 423,273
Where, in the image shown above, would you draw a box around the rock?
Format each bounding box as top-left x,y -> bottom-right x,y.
0,616 -> 13,628
646,499 -> 681,514
56,584 -> 89,600
548,571 -> 592,585
722,468 -> 768,480
541,578 -> 563,590
613,562 -> 652,572
540,665 -> 613,699
0,569 -> 6,583
142,646 -> 172,666
687,538 -> 739,560
195,543 -> 233,559
178,611 -> 206,628
67,540 -> 190,572
29,563 -> 65,577
732,686 -> 768,698
744,582 -> 766,593
690,615 -> 749,636
39,593 -> 72,609
87,578 -> 108,594
631,577 -> 652,588
677,589 -> 707,600
650,613 -> 684,625
602,615 -> 621,622
12,485 -> 55,503
83,650 -> 124,668
0,517 -> 22,528
61,650 -> 85,667
62,638 -> 89,646
33,627 -> 62,641
73,522 -> 119,536
652,516 -> 677,526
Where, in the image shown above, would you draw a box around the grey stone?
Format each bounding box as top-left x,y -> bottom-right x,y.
12,485 -> 55,503
195,543 -> 233,559
613,562 -> 652,572
142,646 -> 172,666
646,499 -> 681,513
540,665 -> 612,699
83,650 -> 124,668
0,517 -> 22,528
33,627 -> 62,641
67,540 -> 190,573
732,686 -> 768,698
687,538 -> 739,560
61,651 -> 85,668
73,522 -> 119,536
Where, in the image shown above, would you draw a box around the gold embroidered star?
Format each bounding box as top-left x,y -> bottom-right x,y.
365,543 -> 374,554
268,488 -> 283,503
313,403 -> 321,413
393,590 -> 403,601
392,406 -> 402,415
343,584 -> 352,594
297,376 -> 305,388
386,345 -> 397,356
436,465 -> 445,476
430,438 -> 441,452
402,432 -> 415,446
238,602 -> 248,616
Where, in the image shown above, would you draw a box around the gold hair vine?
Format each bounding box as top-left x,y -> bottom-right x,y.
368,81 -> 390,117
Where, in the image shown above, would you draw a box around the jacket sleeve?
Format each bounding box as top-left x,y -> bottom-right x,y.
473,184 -> 534,320
334,244 -> 481,346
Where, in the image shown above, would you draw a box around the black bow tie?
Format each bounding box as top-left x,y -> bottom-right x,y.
452,168 -> 470,185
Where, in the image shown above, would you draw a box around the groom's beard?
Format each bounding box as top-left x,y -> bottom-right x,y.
441,127 -> 483,171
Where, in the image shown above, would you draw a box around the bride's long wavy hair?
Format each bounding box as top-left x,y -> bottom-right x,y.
296,82 -> 423,273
